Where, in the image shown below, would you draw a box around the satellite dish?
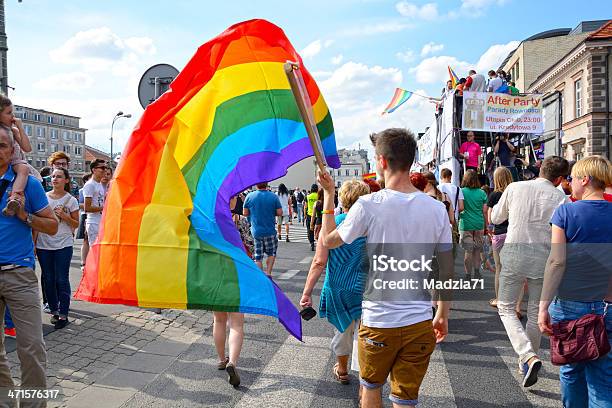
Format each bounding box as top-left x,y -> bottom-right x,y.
138,63 -> 180,109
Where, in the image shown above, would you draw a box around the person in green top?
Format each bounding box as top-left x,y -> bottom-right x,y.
305,183 -> 319,251
507,81 -> 520,96
459,170 -> 488,280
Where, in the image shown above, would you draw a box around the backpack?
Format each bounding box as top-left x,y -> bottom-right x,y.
296,191 -> 304,203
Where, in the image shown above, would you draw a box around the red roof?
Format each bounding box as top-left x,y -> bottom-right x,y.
588,20 -> 612,40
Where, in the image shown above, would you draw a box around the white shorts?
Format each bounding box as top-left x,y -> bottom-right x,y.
86,223 -> 100,245
276,215 -> 288,225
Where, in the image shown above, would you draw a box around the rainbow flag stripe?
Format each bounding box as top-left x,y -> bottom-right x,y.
448,66 -> 459,88
362,172 -> 377,180
74,19 -> 340,340
382,88 -> 412,114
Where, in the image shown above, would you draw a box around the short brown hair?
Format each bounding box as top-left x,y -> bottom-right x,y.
339,180 -> 370,211
369,128 -> 416,173
461,169 -> 480,188
0,94 -> 12,110
540,156 -> 569,182
440,168 -> 452,179
47,151 -> 71,166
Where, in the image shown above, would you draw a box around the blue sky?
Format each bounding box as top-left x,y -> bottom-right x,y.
6,0 -> 610,155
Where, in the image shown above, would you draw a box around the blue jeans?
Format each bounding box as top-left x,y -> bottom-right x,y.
549,299 -> 612,408
4,306 -> 13,329
37,246 -> 73,317
296,204 -> 304,223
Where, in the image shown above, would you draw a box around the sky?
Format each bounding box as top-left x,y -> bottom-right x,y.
5,0 -> 610,159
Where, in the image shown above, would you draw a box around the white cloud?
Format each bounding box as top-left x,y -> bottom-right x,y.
49,27 -> 156,76
331,54 -> 344,65
301,40 -> 323,58
420,42 -> 444,57
342,21 -> 412,37
33,72 -> 94,91
395,2 -> 439,20
460,0 -> 508,16
324,39 -> 334,48
315,61 -> 434,160
410,56 -> 471,85
410,40 -> 519,85
395,49 -> 415,63
475,40 -> 520,72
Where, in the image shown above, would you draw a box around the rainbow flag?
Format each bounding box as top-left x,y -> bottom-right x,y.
74,19 -> 340,340
382,88 -> 412,115
362,172 -> 376,180
448,66 -> 459,88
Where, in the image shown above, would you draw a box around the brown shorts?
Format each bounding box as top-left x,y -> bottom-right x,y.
459,229 -> 484,251
358,320 -> 436,406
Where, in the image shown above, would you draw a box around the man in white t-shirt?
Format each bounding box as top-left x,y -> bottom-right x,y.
318,128 -> 453,408
82,159 -> 108,245
438,168 -> 463,222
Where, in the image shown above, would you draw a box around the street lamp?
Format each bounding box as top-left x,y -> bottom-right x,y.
110,111 -> 131,167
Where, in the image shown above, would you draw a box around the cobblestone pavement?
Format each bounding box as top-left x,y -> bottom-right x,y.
6,308 -> 212,407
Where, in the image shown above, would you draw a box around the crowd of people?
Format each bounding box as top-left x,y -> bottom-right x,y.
1,85 -> 611,407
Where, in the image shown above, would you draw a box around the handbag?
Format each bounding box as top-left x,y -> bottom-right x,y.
550,303 -> 610,366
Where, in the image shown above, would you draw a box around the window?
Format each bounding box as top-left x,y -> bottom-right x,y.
62,131 -> 70,141
37,142 -> 46,152
75,160 -> 82,171
62,118 -> 66,126
50,143 -> 58,152
63,145 -> 71,154
34,113 -> 42,121
515,61 -> 519,81
27,156 -> 32,165
345,169 -> 349,176
574,79 -> 582,118
36,127 -> 45,138
74,146 -> 82,156
73,132 -> 83,142
354,169 -> 359,176
22,112 -> 27,120
24,125 -> 32,136
47,116 -> 53,124
50,129 -> 58,139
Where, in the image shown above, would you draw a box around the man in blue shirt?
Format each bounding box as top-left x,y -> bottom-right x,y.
0,126 -> 58,405
243,183 -> 282,276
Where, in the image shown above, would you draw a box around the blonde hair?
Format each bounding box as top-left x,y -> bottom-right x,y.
47,151 -> 71,166
571,155 -> 612,191
339,179 -> 370,211
493,166 -> 513,193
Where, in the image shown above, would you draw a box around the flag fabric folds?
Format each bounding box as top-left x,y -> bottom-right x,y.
382,88 -> 413,115
448,66 -> 459,88
74,19 -> 340,341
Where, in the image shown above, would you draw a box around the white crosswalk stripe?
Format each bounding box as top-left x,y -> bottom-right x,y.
278,221 -> 310,243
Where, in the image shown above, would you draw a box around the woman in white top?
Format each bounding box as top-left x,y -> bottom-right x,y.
276,183 -> 291,242
36,168 -> 79,329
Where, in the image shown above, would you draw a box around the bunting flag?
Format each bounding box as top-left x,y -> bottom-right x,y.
448,66 -> 459,88
382,88 -> 412,115
74,19 -> 340,341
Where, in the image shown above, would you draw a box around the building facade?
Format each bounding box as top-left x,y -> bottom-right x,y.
500,20 -> 608,93
529,21 -> 612,160
331,148 -> 370,187
14,105 -> 87,179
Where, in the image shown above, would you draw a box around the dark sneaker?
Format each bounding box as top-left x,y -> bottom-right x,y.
226,363 -> 240,387
310,244 -> 315,251
54,318 -> 69,330
522,358 -> 542,388
286,237 -> 290,243
217,357 -> 229,370
50,315 -> 60,325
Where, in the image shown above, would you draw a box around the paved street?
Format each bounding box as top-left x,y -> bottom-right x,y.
5,223 -> 562,407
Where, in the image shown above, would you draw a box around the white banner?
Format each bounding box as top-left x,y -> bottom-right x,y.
417,119 -> 437,165
462,91 -> 543,133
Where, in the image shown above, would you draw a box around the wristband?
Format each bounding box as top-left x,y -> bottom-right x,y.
321,209 -> 334,215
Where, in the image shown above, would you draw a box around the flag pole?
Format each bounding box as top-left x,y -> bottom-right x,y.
284,61 -> 328,173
